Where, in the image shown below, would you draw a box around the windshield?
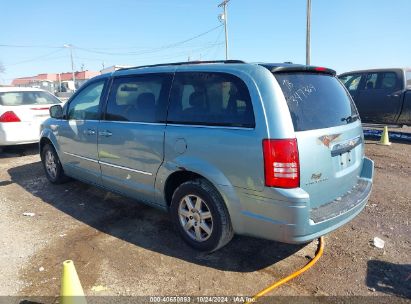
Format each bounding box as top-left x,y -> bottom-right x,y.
274,73 -> 359,131
0,91 -> 61,106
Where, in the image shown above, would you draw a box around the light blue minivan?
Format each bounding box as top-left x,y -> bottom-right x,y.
40,61 -> 374,251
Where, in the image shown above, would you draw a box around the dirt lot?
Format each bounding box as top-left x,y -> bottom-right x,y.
0,140 -> 410,303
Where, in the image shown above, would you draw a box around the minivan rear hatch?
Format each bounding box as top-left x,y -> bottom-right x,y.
266,65 -> 363,209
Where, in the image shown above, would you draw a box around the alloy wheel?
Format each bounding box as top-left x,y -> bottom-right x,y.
178,194 -> 213,242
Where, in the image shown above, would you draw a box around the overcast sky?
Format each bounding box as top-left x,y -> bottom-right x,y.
1,0 -> 410,84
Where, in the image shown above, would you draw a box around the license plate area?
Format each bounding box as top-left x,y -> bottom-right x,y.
338,150 -> 354,169
331,136 -> 361,170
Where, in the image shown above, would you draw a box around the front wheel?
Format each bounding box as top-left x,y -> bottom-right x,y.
170,178 -> 233,252
41,144 -> 68,184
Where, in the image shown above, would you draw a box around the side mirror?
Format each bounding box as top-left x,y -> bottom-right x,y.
49,105 -> 63,119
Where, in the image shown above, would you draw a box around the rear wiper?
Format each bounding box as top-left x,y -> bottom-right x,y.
341,114 -> 360,124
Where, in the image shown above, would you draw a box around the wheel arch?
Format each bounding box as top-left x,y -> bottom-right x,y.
159,164 -> 243,233
164,170 -> 206,207
39,129 -> 61,160
39,137 -> 52,160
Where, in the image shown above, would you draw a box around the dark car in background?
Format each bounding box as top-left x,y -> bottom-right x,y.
339,68 -> 411,125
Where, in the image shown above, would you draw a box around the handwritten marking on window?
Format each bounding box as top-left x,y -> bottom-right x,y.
283,79 -> 294,91
284,83 -> 316,104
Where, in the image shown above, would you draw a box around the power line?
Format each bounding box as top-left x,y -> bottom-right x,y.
71,24 -> 223,56
77,42 -> 224,57
0,44 -> 64,49
3,49 -> 65,67
148,43 -> 225,61
81,41 -> 224,51
74,42 -> 224,62
74,42 -> 224,65
1,24 -> 224,81
203,27 -> 225,60
0,24 -> 224,68
1,42 -> 224,71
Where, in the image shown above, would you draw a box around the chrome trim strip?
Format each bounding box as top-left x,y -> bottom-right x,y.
63,152 -> 99,163
70,119 -> 100,122
101,120 -> 166,126
99,161 -> 152,176
101,121 -> 254,130
63,152 -> 152,176
67,120 -> 253,129
166,123 -> 254,130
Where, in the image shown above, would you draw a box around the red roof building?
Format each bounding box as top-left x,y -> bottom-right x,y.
12,71 -> 99,86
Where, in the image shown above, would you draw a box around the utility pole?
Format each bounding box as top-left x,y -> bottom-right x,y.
306,0 -> 311,65
64,44 -> 76,89
218,0 -> 230,60
58,73 -> 61,93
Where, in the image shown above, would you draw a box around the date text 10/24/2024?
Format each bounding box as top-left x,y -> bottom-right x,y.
149,296 -> 255,303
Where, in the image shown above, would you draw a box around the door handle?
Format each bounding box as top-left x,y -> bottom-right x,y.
387,94 -> 399,98
84,129 -> 96,136
99,130 -> 112,137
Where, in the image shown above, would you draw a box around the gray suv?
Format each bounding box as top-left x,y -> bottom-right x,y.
40,60 -> 374,252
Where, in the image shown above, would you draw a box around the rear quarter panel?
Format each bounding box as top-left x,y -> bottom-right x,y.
154,65 -> 300,232
156,65 -> 297,198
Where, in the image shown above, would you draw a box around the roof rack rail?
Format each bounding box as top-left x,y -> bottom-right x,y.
118,60 -> 245,71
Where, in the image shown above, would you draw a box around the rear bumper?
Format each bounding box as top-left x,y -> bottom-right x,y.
233,157 -> 374,243
0,122 -> 41,146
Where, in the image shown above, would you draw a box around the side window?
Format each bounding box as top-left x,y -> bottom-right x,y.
340,74 -> 362,93
67,81 -> 105,120
365,73 -> 378,90
381,72 -> 397,89
167,72 -> 255,128
105,74 -> 172,123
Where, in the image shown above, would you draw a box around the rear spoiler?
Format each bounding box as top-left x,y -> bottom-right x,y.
262,65 -> 336,76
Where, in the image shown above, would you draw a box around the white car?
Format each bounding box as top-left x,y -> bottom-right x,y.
0,87 -> 61,148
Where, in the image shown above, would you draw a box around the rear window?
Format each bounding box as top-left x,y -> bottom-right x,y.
274,73 -> 359,131
0,91 -> 60,106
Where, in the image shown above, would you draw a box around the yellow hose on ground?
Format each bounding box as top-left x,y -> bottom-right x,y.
247,236 -> 325,302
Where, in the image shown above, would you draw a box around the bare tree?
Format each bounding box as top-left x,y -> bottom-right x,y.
0,61 -> 5,74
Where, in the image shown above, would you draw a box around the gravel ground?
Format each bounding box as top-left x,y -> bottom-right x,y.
0,140 -> 410,303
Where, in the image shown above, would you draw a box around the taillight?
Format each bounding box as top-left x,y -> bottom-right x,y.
262,139 -> 300,188
0,111 -> 21,123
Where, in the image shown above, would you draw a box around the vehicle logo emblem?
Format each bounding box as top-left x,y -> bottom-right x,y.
318,134 -> 341,148
311,173 -> 322,180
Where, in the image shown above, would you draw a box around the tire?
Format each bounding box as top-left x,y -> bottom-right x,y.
170,178 -> 234,252
41,144 -> 68,184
